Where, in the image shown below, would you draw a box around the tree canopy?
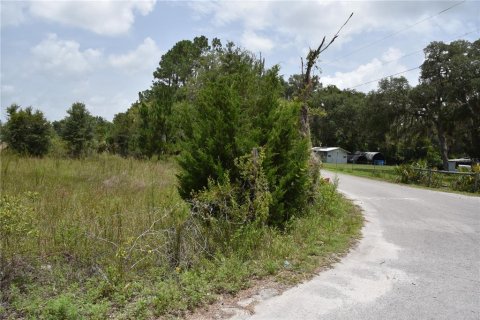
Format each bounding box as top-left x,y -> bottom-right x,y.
1,105 -> 51,157
60,102 -> 94,158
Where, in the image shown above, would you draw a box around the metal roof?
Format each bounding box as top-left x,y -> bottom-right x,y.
448,158 -> 471,162
312,147 -> 350,153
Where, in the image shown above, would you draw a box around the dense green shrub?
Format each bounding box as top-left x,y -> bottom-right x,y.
264,101 -> 311,226
44,295 -> 80,320
394,161 -> 441,187
1,105 -> 51,156
451,164 -> 480,192
190,149 -> 271,253
177,44 -> 311,228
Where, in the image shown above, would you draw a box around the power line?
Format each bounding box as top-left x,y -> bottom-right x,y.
344,29 -> 478,90
323,0 -> 466,66
349,66 -> 421,89
378,29 -> 478,67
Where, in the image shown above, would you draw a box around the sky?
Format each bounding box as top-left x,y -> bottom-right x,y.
1,0 -> 479,122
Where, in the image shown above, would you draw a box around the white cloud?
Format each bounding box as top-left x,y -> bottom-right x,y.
0,1 -> 27,27
190,1 -> 474,50
1,85 -> 15,95
190,1 -> 271,30
86,93 -> 133,120
241,30 -> 274,53
27,0 -> 156,36
108,37 -> 161,74
31,34 -> 102,76
382,47 -> 403,62
321,48 -> 412,91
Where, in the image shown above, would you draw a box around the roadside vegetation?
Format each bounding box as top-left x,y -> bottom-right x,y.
1,36 -> 364,319
0,153 -> 362,319
323,162 -> 480,194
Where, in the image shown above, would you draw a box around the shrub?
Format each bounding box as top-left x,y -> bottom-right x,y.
189,149 -> 271,252
0,192 -> 39,277
451,164 -> 480,192
177,44 -> 311,228
394,161 -> 441,187
43,295 -> 80,320
264,101 -> 311,226
1,105 -> 51,156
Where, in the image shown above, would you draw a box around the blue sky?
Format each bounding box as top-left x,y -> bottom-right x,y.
1,1 -> 478,121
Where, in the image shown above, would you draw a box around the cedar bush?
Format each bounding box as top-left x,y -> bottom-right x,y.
264,101 -> 311,226
177,44 -> 312,228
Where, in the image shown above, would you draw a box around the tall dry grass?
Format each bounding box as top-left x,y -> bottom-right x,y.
1,153 -> 362,319
1,153 -> 188,279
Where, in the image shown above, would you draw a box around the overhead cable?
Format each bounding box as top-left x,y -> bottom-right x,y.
323,0 -> 466,66
349,66 -> 421,89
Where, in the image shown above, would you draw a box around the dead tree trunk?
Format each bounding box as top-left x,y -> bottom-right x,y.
299,13 -> 353,139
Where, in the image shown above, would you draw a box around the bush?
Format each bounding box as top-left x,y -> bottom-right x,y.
189,149 -> 271,253
1,105 -> 51,156
44,295 -> 80,320
0,192 -> 39,286
264,101 -> 311,226
451,164 -> 480,192
177,45 -> 311,228
394,161 -> 441,187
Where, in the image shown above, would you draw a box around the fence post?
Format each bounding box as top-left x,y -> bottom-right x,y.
428,168 -> 432,187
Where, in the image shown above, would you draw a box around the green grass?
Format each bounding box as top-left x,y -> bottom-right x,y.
323,163 -> 397,181
1,153 -> 362,319
323,162 -> 479,195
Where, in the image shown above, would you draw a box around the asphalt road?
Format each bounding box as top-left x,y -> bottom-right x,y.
246,171 -> 480,320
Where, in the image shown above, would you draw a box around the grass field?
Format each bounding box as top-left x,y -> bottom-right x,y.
322,163 -> 397,182
1,153 -> 363,319
322,162 -> 479,195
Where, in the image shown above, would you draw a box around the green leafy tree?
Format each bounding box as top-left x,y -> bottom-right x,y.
137,84 -> 176,157
309,85 -> 364,152
109,111 -> 137,157
415,40 -> 479,169
61,102 -> 94,158
363,77 -> 426,163
153,36 -> 210,87
91,116 -> 113,153
1,104 -> 51,156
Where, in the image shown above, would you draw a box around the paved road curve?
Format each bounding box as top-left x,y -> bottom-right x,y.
247,171 -> 480,320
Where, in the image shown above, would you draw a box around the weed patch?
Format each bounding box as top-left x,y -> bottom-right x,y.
1,155 -> 362,318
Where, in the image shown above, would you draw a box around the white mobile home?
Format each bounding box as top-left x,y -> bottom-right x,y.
312,147 -> 349,164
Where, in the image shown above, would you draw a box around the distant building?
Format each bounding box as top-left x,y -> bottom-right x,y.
348,151 -> 386,165
312,147 -> 349,164
447,158 -> 471,172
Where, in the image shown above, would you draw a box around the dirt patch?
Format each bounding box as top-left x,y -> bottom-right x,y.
184,243 -> 360,320
184,278 -> 288,320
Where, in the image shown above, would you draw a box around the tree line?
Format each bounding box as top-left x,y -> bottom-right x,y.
1,38 -> 478,171
304,39 -> 479,169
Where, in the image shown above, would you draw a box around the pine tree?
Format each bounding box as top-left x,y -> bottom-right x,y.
61,102 -> 94,158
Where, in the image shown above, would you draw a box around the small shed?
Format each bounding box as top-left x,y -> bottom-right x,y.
365,152 -> 386,165
312,147 -> 349,164
348,151 -> 385,165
